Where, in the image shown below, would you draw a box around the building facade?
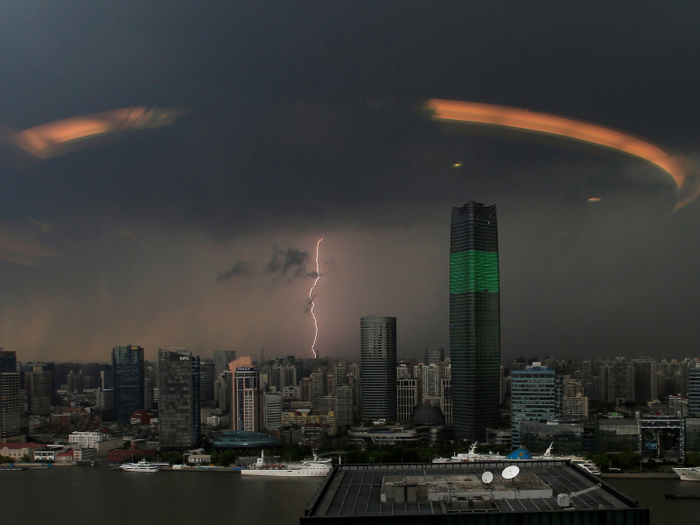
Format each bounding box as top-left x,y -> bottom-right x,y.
450,201 -> 501,440
0,351 -> 21,442
511,363 -> 560,447
360,316 -> 397,421
112,345 -> 145,424
158,349 -> 201,450
27,365 -> 52,416
233,366 -> 260,432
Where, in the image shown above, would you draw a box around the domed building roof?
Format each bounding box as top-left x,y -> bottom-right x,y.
411,404 -> 445,426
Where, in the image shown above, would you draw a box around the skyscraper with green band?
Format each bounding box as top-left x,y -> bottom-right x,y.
450,201 -> 500,440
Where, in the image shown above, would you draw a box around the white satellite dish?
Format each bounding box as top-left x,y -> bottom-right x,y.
482,471 -> 494,484
502,465 -> 520,480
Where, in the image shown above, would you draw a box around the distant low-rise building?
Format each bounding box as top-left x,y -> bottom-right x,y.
68,431 -> 104,449
0,442 -> 42,461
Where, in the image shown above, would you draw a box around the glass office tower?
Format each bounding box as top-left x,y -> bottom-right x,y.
360,316 -> 397,421
158,349 -> 201,450
112,345 -> 145,423
450,201 -> 500,440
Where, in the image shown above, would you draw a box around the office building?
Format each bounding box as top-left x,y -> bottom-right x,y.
263,392 -> 282,431
424,348 -> 445,365
27,365 -> 52,416
232,357 -> 260,432
214,370 -> 233,415
112,345 -> 145,424
213,350 -> 236,378
397,377 -> 419,422
360,316 -> 397,421
158,348 -> 201,450
450,201 -> 501,440
511,363 -> 560,447
200,359 -> 216,405
0,351 -> 21,442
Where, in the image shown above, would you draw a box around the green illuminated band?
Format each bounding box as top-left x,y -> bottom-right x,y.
450,250 -> 499,294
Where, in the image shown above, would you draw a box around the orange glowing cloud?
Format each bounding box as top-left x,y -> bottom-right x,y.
11,107 -> 188,159
428,99 -> 700,210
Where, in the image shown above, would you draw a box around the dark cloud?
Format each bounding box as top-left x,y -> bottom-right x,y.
216,262 -> 250,282
265,247 -> 316,279
1,2 -> 700,360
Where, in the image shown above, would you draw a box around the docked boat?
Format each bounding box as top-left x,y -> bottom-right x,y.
241,451 -> 332,477
432,442 -> 505,463
672,467 -> 700,481
120,459 -> 159,473
570,458 -> 601,476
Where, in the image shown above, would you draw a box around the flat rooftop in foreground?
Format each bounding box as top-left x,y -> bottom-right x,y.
303,460 -> 649,525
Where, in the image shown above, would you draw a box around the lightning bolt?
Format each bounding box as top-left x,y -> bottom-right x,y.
309,237 -> 323,358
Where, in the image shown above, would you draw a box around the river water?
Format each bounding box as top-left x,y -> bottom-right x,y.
1,467 -> 698,524
0,466 -> 324,525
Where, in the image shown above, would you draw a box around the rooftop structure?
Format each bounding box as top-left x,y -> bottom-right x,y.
302,460 -> 649,524
212,430 -> 283,449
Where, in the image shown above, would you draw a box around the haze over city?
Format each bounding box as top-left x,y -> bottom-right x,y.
2,2 -> 700,362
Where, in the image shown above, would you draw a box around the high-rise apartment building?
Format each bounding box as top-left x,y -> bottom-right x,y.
263,392 -> 282,431
511,363 -> 560,447
232,359 -> 260,432
158,349 -> 201,450
360,316 -> 397,421
450,201 -> 501,440
689,364 -> 700,416
0,351 -> 21,441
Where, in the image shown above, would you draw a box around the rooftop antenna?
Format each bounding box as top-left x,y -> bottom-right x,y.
260,348 -> 264,365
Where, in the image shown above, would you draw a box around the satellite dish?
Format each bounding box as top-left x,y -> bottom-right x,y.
502,466 -> 520,480
482,471 -> 494,484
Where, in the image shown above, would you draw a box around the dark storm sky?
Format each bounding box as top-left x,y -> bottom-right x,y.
2,1 -> 700,362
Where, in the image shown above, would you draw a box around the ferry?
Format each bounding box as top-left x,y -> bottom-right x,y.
570,458 -> 601,476
241,451 -> 332,477
672,467 -> 700,481
119,459 -> 159,473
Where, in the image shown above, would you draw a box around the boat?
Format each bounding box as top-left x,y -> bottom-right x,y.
241,451 -> 332,477
665,493 -> 700,499
672,467 -> 700,482
0,466 -> 25,471
432,442 -> 506,463
119,459 -> 159,473
570,458 -> 601,476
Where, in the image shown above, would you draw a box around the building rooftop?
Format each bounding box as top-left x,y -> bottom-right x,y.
302,460 -> 648,524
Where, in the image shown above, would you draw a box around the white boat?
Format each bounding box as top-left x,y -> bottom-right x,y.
120,459 -> 159,473
570,457 -> 601,476
241,451 -> 332,477
432,442 -> 505,463
672,467 -> 700,481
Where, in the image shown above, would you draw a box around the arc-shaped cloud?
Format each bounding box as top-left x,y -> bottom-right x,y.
10,107 -> 188,160
428,99 -> 700,210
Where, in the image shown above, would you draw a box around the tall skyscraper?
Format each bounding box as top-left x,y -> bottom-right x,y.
158,349 -> 201,450
360,316 -> 397,421
112,345 -> 145,424
0,351 -> 21,441
450,201 -> 500,440
232,357 -> 260,432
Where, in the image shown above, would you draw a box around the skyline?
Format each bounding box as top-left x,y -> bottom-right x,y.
2,3 -> 700,362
